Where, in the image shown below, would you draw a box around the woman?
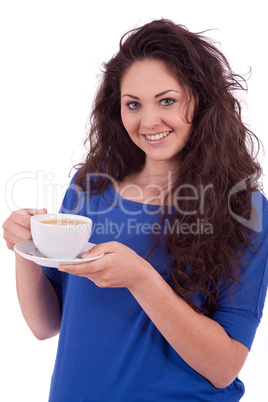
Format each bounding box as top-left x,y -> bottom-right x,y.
3,19 -> 268,401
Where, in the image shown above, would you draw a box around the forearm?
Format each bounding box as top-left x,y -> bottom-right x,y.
15,254 -> 61,340
128,265 -> 248,389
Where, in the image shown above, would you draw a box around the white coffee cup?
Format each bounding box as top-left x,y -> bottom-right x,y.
30,213 -> 93,259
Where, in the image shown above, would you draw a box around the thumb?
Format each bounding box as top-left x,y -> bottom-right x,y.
37,208 -> 48,215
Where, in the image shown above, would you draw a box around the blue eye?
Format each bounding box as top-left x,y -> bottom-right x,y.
161,98 -> 175,106
126,101 -> 140,110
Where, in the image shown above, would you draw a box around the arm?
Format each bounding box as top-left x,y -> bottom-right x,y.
59,241 -> 249,389
15,254 -> 61,340
3,209 -> 62,340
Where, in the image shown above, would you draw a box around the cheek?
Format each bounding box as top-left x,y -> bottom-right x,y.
121,111 -> 138,135
120,109 -> 129,131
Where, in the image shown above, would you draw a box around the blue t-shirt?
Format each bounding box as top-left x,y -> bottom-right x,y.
43,174 -> 268,401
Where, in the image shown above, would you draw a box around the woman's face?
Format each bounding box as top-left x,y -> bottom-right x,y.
120,59 -> 194,166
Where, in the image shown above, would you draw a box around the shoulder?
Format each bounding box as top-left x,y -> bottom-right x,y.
60,171 -> 84,214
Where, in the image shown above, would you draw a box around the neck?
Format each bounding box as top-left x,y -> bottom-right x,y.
113,159 -> 179,206
140,158 -> 179,186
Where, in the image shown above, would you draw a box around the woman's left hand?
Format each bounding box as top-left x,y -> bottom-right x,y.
58,241 -> 152,289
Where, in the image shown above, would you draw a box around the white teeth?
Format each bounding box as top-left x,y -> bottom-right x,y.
145,131 -> 170,141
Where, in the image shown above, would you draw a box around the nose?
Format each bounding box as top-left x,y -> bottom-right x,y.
140,107 -> 162,131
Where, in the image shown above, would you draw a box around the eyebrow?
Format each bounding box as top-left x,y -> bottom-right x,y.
122,89 -> 181,99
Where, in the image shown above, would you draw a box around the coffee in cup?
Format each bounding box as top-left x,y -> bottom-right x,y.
30,213 -> 92,259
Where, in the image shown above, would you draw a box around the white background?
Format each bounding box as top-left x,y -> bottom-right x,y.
0,1 -> 267,401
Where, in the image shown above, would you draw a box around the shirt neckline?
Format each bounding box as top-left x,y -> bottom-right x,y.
106,184 -> 167,211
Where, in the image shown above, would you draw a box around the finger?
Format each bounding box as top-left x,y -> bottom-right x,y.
11,210 -> 37,228
59,256 -> 106,275
9,222 -> 32,241
37,208 -> 47,214
81,244 -> 106,259
58,262 -> 97,275
3,216 -> 32,242
4,233 -> 27,250
3,208 -> 47,251
81,241 -> 117,259
12,208 -> 47,228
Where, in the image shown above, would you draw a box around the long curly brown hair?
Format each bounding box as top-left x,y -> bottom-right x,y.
75,19 -> 262,316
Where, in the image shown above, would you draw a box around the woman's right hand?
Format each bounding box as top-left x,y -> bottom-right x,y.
2,208 -> 47,251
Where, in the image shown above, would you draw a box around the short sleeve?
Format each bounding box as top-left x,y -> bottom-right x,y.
212,193 -> 268,350
59,171 -> 82,214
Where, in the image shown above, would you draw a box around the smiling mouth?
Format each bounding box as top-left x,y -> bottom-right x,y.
144,131 -> 171,141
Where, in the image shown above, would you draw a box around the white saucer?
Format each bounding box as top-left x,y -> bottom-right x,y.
14,240 -> 104,269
